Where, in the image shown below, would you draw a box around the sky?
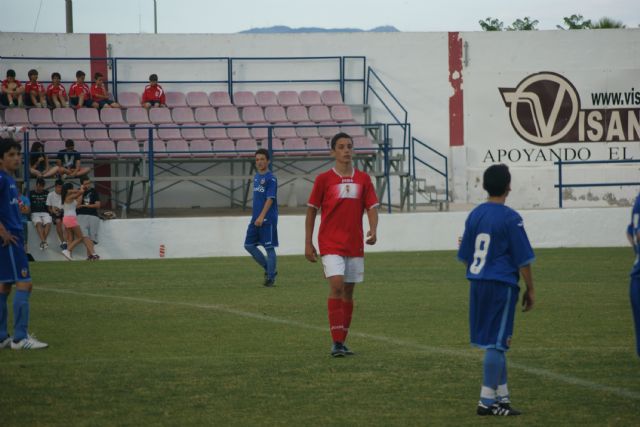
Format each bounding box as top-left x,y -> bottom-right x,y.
1,0 -> 638,34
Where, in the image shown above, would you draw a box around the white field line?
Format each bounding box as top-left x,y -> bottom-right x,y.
36,287 -> 640,401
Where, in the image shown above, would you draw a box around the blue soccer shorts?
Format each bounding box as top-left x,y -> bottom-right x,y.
0,235 -> 32,284
469,280 -> 519,351
244,222 -> 279,249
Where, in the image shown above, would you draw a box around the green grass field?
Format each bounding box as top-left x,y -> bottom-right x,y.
2,248 -> 639,426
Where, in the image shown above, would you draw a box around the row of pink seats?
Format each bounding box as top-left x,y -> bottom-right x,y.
3,105 -> 355,127
36,136 -> 376,159
118,90 -> 344,109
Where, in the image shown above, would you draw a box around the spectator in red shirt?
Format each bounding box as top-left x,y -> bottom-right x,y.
1,69 -> 25,108
91,72 -> 120,109
46,72 -> 69,108
24,69 -> 46,108
141,74 -> 166,109
69,70 -> 98,109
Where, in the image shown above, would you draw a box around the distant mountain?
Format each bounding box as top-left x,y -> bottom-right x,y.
240,25 -> 399,34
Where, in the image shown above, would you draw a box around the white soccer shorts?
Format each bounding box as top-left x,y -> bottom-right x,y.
31,212 -> 52,225
321,255 -> 364,283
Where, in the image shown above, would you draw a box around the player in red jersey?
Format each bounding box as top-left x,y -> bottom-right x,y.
69,70 -> 98,109
305,132 -> 379,357
1,69 -> 24,108
91,72 -> 120,109
24,69 -> 46,108
46,72 -> 69,108
141,74 -> 166,109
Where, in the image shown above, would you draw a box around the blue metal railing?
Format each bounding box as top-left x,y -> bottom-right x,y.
555,159 -> 640,208
411,137 -> 449,205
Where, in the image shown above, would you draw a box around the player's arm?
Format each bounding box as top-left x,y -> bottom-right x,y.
520,264 -> 535,312
365,206 -> 378,245
0,221 -> 18,247
305,206 -> 318,262
255,198 -> 273,227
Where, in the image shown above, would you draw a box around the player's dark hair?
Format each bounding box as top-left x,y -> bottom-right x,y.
54,179 -> 64,186
61,182 -> 74,202
51,72 -> 61,80
79,175 -> 90,184
6,69 -> 16,78
0,138 -> 20,159
255,148 -> 270,160
149,74 -> 158,82
76,70 -> 85,78
330,132 -> 352,150
483,164 -> 511,197
94,72 -> 103,80
28,69 -> 38,78
65,139 -> 75,148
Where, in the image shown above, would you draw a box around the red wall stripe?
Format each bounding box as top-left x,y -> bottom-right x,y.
448,32 -> 464,147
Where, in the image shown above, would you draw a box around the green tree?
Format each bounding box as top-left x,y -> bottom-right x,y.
507,17 -> 539,31
592,17 -> 626,29
479,17 -> 504,31
558,14 -> 592,29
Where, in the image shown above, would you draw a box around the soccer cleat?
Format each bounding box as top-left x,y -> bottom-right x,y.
342,344 -> 355,356
0,336 -> 11,349
263,278 -> 275,287
331,342 -> 346,357
61,249 -> 73,260
477,401 -> 521,416
11,335 -> 49,350
497,401 -> 521,415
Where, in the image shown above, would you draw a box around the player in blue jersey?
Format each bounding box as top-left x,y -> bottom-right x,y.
0,138 -> 48,350
244,148 -> 279,287
626,192 -> 640,357
457,164 -> 535,416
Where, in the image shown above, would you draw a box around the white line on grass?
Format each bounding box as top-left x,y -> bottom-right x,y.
38,287 -> 640,401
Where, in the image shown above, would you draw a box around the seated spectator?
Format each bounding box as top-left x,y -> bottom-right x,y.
60,182 -> 98,261
30,141 -> 61,178
46,179 -> 66,250
1,69 -> 25,108
56,139 -> 91,178
29,177 -> 52,250
69,70 -> 97,109
77,175 -> 101,260
91,72 -> 120,109
46,72 -> 69,108
24,69 -> 47,108
141,74 -> 166,109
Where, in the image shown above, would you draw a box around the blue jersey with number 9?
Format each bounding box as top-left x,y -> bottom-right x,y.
457,202 -> 535,286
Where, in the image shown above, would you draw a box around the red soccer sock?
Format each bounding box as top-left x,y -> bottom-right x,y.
327,298 -> 344,343
341,300 -> 354,343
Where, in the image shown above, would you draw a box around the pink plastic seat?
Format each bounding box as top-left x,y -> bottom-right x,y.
209,91 -> 232,107
194,107 -> 217,124
241,106 -> 266,123
92,140 -> 117,159
260,138 -> 283,152
250,125 -> 269,140
353,136 -> 377,154
180,124 -> 205,140
296,122 -> 320,138
204,126 -> 227,140
126,107 -> 150,125
4,108 -> 29,125
117,140 -> 142,158
256,91 -> 278,107
133,126 -> 159,141
186,91 -> 210,108
277,91 -> 300,107
321,90 -> 344,106
235,139 -> 258,156
158,124 -> 182,141
172,107 -> 196,124
100,108 -> 125,126
52,108 -> 77,125
148,108 -> 173,125
165,140 -> 191,158
331,105 -> 354,122
318,121 -> 339,138
212,139 -> 236,157
44,140 -> 66,155
217,106 -> 242,124
227,125 -> 251,140
264,106 -> 288,123
60,124 -> 85,140
284,138 -> 307,156
84,125 -> 109,141
141,140 -> 168,158
117,92 -> 140,108
76,108 -> 101,125
74,140 -> 92,156
299,90 -> 323,106
309,105 -> 332,122
233,91 -> 256,107
165,92 -> 187,108
36,128 -> 61,141
189,139 -> 213,157
274,123 -> 297,139
341,122 -> 365,137
109,127 -> 133,141
286,105 -> 310,123
28,108 -> 53,125
307,137 -> 329,155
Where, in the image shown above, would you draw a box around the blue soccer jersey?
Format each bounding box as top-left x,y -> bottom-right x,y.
251,171 -> 278,224
458,202 -> 535,286
629,193 -> 640,278
0,170 -> 23,235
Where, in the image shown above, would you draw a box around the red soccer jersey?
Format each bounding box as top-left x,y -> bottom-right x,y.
2,79 -> 22,91
68,82 -> 91,99
141,84 -> 165,104
91,83 -> 107,100
46,83 -> 67,98
308,168 -> 379,257
24,81 -> 45,95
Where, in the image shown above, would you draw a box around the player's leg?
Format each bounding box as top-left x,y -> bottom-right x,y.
0,283 -> 12,348
244,224 -> 268,281
260,224 -> 278,286
322,255 -> 348,356
631,277 -> 640,357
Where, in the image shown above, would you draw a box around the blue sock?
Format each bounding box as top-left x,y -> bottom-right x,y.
0,293 -> 8,341
13,289 -> 30,342
480,348 -> 505,406
497,353 -> 510,402
265,247 -> 277,280
244,244 -> 267,272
